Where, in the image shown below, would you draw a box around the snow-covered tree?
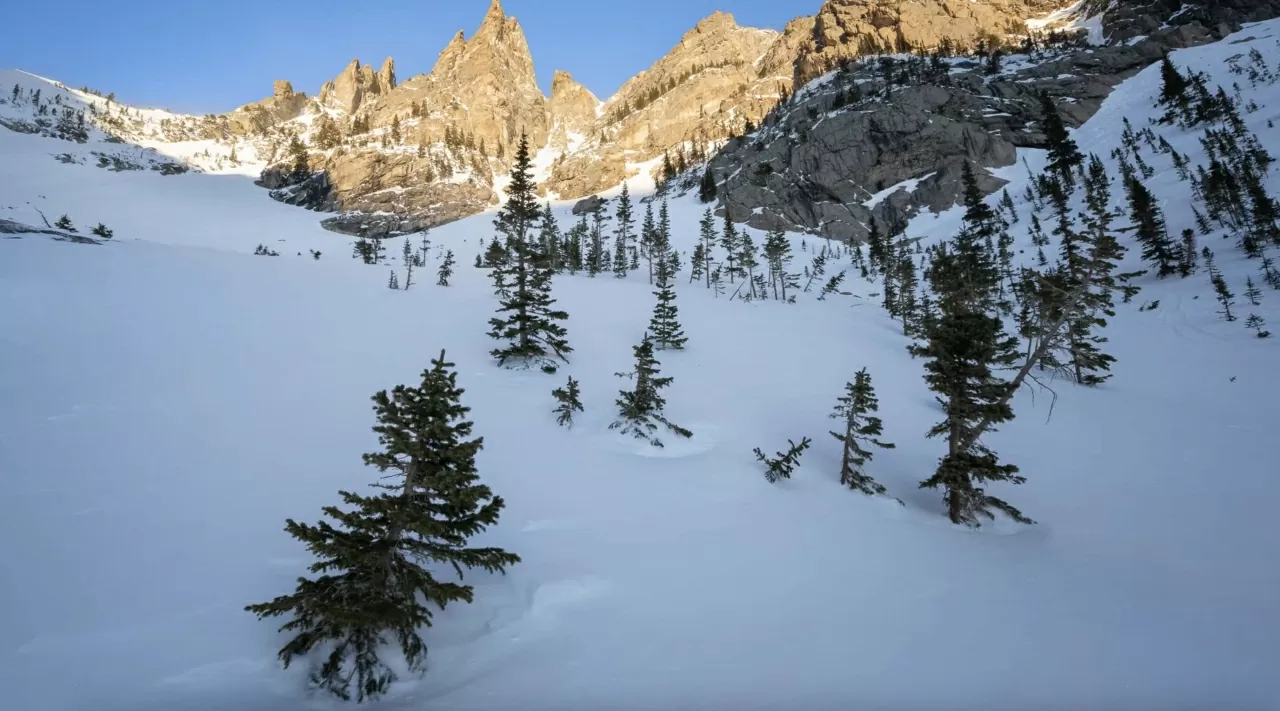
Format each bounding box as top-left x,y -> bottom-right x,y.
610,333 -> 691,447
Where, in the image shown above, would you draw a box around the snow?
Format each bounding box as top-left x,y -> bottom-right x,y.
3,19 -> 1280,711
863,172 -> 936,208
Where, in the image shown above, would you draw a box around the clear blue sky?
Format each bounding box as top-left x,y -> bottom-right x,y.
1,0 -> 816,115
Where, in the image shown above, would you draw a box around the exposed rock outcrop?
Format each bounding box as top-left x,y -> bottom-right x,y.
226,80 -> 308,135
318,57 -> 395,115
710,16 -> 1240,243
795,0 -> 1068,85
547,70 -> 600,153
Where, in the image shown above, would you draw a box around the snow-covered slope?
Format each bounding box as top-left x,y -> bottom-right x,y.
2,21 -> 1279,711
0,69 -> 268,176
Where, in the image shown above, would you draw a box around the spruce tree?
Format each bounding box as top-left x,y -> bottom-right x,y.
613,183 -> 635,278
910,241 -> 1030,527
551,376 -> 584,427
721,212 -> 740,283
754,437 -> 812,483
1244,276 -> 1263,306
640,202 -> 658,284
699,166 -> 717,203
1246,313 -> 1271,338
288,134 -> 310,179
245,351 -> 519,702
437,249 -> 455,286
762,229 -> 796,301
1040,91 -> 1083,184
90,223 -> 113,239
488,134 -> 572,373
699,208 -> 717,288
539,205 -> 561,271
1157,54 -> 1191,124
1211,270 -> 1237,321
1125,176 -> 1178,277
865,216 -> 887,273
610,333 -> 692,447
829,368 -> 895,496
54,214 -> 76,232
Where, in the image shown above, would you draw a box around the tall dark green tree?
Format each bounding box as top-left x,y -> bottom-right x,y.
699,166 -> 718,203
699,208 -> 717,289
1040,91 -> 1083,184
910,237 -> 1030,527
1125,176 -> 1178,277
829,368 -> 895,496
245,351 -> 519,702
721,211 -> 740,283
488,134 -> 572,373
648,210 -> 687,350
287,134 -> 310,179
610,333 -> 692,447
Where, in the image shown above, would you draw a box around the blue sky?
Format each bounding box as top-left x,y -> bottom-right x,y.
1,0 -> 816,114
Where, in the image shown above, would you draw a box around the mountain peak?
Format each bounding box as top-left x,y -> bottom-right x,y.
478,0 -> 507,34
694,10 -> 738,33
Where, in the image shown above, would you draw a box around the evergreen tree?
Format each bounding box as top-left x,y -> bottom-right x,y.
539,206 -> 561,271
754,437 -> 812,483
1211,269 -> 1237,321
699,166 -> 717,203
1040,91 -> 1083,184
698,208 -> 717,289
865,216 -> 887,272
648,248 -> 687,351
288,134 -> 310,178
488,134 -> 572,373
829,368 -> 895,496
613,183 -> 634,278
1125,176 -> 1178,277
1179,228 -> 1198,277
244,351 -> 519,702
1244,276 -> 1263,306
640,202 -> 658,284
388,270 -> 400,290
54,214 -> 76,232
818,271 -> 846,300
587,209 -> 609,277
609,333 -> 692,447
910,240 -> 1029,527
1246,313 -> 1271,338
389,115 -> 401,144
690,242 -> 706,284
90,223 -> 113,239
437,249 -> 456,286
551,376 -> 584,428
1157,54 -> 1191,124
737,231 -> 761,300
721,212 -> 740,283
483,238 -> 509,269
762,229 -> 796,301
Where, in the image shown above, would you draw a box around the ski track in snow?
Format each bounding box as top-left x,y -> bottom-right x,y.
2,22 -> 1280,711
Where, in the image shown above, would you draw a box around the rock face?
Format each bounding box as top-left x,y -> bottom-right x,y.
709,14 -> 1244,243
544,11 -> 793,198
226,80 -> 309,135
795,0 -> 1067,85
547,70 -> 600,153
318,58 -> 395,115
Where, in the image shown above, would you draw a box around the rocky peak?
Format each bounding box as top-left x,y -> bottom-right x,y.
272,80 -> 296,99
379,57 -> 396,90
318,58 -> 394,114
548,70 -> 601,151
795,0 -> 1075,85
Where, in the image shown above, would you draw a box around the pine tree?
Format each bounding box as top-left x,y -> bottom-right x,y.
754,437 -> 812,483
1212,270 -> 1237,321
865,216 -> 887,272
587,209 -> 609,277
690,242 -> 706,284
1246,313 -> 1271,338
288,134 -> 309,178
402,238 -> 416,290
90,223 -> 113,239
244,351 -> 519,702
640,202 -> 658,284
483,238 -> 509,269
389,115 -> 402,144
762,229 -> 796,301
1179,228 -> 1198,277
699,166 -> 717,203
539,206 -> 561,271
1040,91 -> 1083,184
910,237 -> 1030,527
1125,176 -> 1178,277
551,376 -> 584,427
721,212 -> 740,283
1157,54 -> 1191,124
611,184 -> 634,278
388,270 -> 400,290
818,271 -> 846,300
437,249 -> 455,286
648,251 -> 687,351
54,214 -> 75,232
829,368 -> 895,496
1244,276 -> 1263,306
738,231 -> 761,300
699,208 -> 717,289
610,333 -> 692,447
488,134 -> 572,373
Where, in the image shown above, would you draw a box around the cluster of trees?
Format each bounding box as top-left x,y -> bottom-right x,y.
607,59 -> 745,124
